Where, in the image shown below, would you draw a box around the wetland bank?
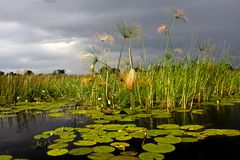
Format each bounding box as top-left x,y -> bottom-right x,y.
1,8 -> 240,160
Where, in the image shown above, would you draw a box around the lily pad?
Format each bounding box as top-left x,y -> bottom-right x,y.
95,137 -> 113,143
147,129 -> 170,137
88,152 -> 114,160
110,142 -> 130,150
157,124 -> 180,130
68,147 -> 93,156
33,134 -> 49,140
191,109 -> 204,115
47,148 -> 68,156
94,120 -> 111,124
108,155 -> 139,160
103,124 -> 125,131
142,143 -> 175,153
154,135 -> 182,144
168,130 -> 186,136
0,155 -> 12,160
48,112 -> 66,117
130,131 -> 146,138
48,143 -> 68,149
115,135 -> 132,141
73,140 -> 97,146
120,151 -> 138,156
75,127 -> 91,133
180,125 -> 204,131
181,137 -> 198,143
139,152 -> 164,160
152,112 -> 172,119
93,146 -> 115,153
221,129 -> 240,136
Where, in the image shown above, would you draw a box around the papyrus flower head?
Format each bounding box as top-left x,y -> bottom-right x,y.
173,9 -> 189,23
157,24 -> 168,33
93,33 -> 114,43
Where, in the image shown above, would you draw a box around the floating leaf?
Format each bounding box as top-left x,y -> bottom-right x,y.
103,124 -> 125,131
95,137 -> 113,143
152,112 -> 172,119
221,129 -> 240,136
93,146 -> 115,153
135,113 -> 151,118
120,151 -> 138,156
110,142 -> 130,150
68,147 -> 93,156
34,134 -> 49,140
130,131 -> 145,138
0,155 -> 12,160
115,135 -> 132,141
142,143 -> 175,153
94,120 -> 111,124
154,135 -> 181,144
75,127 -> 91,133
48,143 -> 68,149
86,124 -> 104,129
88,152 -> 114,160
168,130 -> 185,136
139,152 -> 164,160
147,130 -> 170,137
47,148 -> 68,156
73,140 -> 96,146
108,155 -> 139,160
185,132 -> 201,137
48,112 -> 66,117
157,124 -> 180,130
54,138 -> 74,143
180,125 -> 204,131
181,137 -> 198,143
191,109 -> 204,115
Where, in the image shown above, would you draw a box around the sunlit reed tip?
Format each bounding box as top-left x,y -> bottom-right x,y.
93,33 -> 114,43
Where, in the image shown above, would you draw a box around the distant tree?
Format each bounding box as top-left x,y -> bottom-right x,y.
53,69 -> 65,75
24,70 -> 34,75
0,71 -> 4,76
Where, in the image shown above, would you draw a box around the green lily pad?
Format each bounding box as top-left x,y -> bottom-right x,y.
88,152 -> 114,160
221,129 -> 240,136
103,124 -> 125,131
142,143 -> 175,153
0,155 -> 12,160
33,134 -> 49,140
154,135 -> 182,144
93,146 -> 115,153
54,138 -> 74,143
201,129 -> 223,137
157,124 -> 180,130
47,148 -> 68,156
168,130 -> 186,136
48,112 -> 66,117
68,147 -> 93,156
152,112 -> 172,119
48,143 -> 68,149
147,129 -> 170,137
139,152 -> 164,160
75,127 -> 91,133
191,109 -> 204,115
135,113 -> 151,118
181,137 -> 198,143
185,132 -> 201,137
130,131 -> 146,138
94,120 -> 111,124
120,151 -> 138,156
115,135 -> 132,141
108,155 -> 139,160
73,140 -> 97,146
110,142 -> 130,150
86,124 -> 104,129
180,125 -> 204,131
95,137 -> 113,143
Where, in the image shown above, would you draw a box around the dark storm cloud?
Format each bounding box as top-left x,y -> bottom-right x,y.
0,0 -> 239,74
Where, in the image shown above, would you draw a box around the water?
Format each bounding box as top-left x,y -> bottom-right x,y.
0,104 -> 240,160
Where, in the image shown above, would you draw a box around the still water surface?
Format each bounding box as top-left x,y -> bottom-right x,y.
0,104 -> 240,160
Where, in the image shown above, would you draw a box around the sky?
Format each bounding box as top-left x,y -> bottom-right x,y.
0,0 -> 240,74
